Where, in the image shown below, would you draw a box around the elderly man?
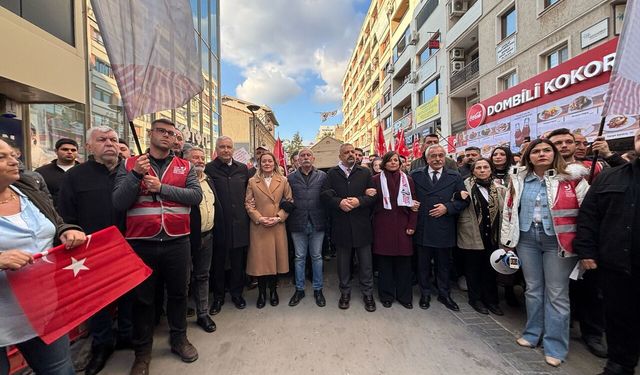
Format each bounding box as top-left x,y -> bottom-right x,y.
410,145 -> 468,311
322,143 -> 377,311
410,134 -> 457,172
205,136 -> 250,314
35,138 -> 80,209
287,148 -> 327,307
113,119 -> 202,373
575,129 -> 640,375
58,126 -> 129,375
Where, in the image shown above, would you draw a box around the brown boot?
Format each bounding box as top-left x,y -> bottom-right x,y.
129,355 -> 150,375
170,337 -> 199,363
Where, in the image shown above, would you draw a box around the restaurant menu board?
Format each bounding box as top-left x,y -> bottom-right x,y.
455,83 -> 639,156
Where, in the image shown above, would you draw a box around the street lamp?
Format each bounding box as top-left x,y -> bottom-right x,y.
247,104 -> 260,152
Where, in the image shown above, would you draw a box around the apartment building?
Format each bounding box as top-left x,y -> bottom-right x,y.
221,95 -> 278,153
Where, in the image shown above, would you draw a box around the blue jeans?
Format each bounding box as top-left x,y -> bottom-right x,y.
0,336 -> 74,375
517,224 -> 577,360
291,227 -> 324,291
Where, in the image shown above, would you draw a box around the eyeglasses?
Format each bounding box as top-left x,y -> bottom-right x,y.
153,128 -> 177,137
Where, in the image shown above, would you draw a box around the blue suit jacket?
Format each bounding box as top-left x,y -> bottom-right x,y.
410,167 -> 469,248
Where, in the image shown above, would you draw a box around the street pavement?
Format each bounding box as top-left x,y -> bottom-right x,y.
98,265 -> 604,375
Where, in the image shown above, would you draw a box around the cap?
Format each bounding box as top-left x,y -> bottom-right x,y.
55,138 -> 78,150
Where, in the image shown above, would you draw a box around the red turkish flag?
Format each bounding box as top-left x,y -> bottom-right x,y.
395,129 -> 411,158
412,136 -> 421,159
273,137 -> 288,175
6,226 -> 151,344
376,122 -> 386,156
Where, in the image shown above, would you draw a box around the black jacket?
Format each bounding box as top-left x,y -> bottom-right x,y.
205,158 -> 250,249
58,159 -> 124,235
189,174 -> 225,253
13,175 -> 82,246
321,165 -> 375,248
35,159 -> 79,210
574,160 -> 640,274
287,168 -> 327,233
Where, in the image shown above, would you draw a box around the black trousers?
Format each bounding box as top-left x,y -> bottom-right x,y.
211,245 -> 246,301
417,246 -> 452,298
601,268 -> 640,375
377,255 -> 413,304
461,248 -> 498,305
130,237 -> 191,357
336,245 -> 373,297
570,269 -> 605,338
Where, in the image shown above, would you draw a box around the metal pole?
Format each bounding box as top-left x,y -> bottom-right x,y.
588,116 -> 607,184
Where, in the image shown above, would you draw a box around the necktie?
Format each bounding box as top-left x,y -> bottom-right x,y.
346,167 -> 351,177
432,171 -> 438,185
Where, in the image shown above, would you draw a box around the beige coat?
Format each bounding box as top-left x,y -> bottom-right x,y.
457,178 -> 507,250
245,174 -> 293,276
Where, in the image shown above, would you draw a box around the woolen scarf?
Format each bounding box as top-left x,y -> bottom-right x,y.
471,177 -> 500,245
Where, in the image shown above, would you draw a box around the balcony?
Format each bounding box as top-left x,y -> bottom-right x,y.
450,57 -> 479,92
447,0 -> 482,46
392,78 -> 413,104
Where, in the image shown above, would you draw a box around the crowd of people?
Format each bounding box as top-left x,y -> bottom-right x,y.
0,119 -> 639,375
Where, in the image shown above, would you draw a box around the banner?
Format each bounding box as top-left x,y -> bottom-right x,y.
415,95 -> 440,124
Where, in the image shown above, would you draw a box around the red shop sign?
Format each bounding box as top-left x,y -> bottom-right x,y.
466,38 -> 618,128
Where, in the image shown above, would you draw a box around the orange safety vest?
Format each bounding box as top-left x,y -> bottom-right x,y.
551,180 -> 580,255
124,156 -> 191,239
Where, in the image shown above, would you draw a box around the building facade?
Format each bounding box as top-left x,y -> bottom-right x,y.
0,0 -> 221,169
315,124 -> 344,142
220,95 -> 278,154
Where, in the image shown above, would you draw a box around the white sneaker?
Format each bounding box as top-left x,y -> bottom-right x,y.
457,276 -> 468,291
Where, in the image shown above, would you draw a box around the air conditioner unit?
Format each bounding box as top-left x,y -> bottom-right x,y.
450,48 -> 465,60
452,61 -> 466,72
448,0 -> 468,17
409,31 -> 419,45
408,72 -> 418,84
386,65 -> 395,74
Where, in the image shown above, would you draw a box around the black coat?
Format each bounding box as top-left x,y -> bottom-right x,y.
205,158 -> 250,249
574,160 -> 640,274
189,174 -> 225,254
410,167 -> 469,248
35,159 -> 79,210
287,168 -> 327,233
321,165 -> 375,248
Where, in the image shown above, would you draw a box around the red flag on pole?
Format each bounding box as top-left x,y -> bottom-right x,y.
396,129 -> 411,158
273,137 -> 287,174
376,123 -> 386,156
412,135 -> 421,159
6,226 -> 151,344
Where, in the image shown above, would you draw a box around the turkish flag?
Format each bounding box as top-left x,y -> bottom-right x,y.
395,129 -> 411,158
412,136 -> 421,159
6,226 -> 151,344
376,122 -> 386,156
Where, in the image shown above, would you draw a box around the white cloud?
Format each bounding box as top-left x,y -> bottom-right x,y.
220,0 -> 364,105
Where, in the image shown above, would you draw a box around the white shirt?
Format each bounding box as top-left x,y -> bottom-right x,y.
57,161 -> 75,172
427,167 -> 443,181
338,163 -> 354,177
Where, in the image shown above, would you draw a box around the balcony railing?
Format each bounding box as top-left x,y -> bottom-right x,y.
450,58 -> 479,92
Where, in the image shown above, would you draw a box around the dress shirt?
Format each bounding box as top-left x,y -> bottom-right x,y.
198,174 -> 215,233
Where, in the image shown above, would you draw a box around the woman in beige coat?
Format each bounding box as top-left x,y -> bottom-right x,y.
245,152 -> 293,308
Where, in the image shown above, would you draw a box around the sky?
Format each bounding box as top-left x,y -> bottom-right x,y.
219,0 -> 370,144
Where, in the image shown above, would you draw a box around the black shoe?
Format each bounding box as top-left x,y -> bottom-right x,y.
114,336 -> 133,351
399,301 -> 413,310
288,290 -> 305,306
314,290 -> 326,307
232,296 -> 247,309
247,278 -> 258,290
438,295 -> 460,311
270,289 -> 279,306
382,300 -> 392,308
85,345 -> 114,375
209,299 -> 223,315
196,315 -> 216,333
469,301 -> 489,315
363,295 -> 376,312
487,303 -> 504,316
186,307 -> 195,318
170,337 -> 198,363
129,355 -> 150,375
256,291 -> 266,309
584,336 -> 608,359
419,296 -> 431,310
339,293 -> 350,309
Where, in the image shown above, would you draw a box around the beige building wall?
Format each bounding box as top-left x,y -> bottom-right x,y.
221,96 -> 277,154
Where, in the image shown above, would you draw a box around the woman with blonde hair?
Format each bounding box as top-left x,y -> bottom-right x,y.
245,152 -> 294,308
501,138 -> 590,367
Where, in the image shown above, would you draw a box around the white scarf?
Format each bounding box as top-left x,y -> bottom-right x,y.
380,170 -> 413,210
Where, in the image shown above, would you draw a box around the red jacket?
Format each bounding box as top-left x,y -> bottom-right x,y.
124,156 -> 191,239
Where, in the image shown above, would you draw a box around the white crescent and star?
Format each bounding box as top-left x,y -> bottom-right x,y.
63,257 -> 89,277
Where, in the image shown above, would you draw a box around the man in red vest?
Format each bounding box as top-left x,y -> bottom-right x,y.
113,119 -> 203,375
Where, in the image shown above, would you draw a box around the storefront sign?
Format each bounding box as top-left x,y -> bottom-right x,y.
496,35 -> 517,64
466,38 -> 618,128
581,19 -> 609,49
416,95 -> 440,124
393,112 -> 412,132
467,103 -> 487,128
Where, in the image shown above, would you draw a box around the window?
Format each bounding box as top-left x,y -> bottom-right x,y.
500,71 -> 518,90
92,85 -> 112,103
501,6 -> 516,40
383,116 -> 392,130
91,27 -> 104,45
418,78 -> 439,104
393,27 -> 410,62
547,45 -> 568,69
418,32 -> 440,66
29,103 -> 85,168
94,59 -> 113,78
544,0 -> 560,8
382,89 -> 391,105
416,0 -> 439,30
1,0 -> 75,45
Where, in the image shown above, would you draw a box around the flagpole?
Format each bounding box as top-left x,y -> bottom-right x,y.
129,121 -> 143,155
588,116 -> 606,184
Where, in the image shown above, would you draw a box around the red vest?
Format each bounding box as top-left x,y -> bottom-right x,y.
124,155 -> 191,239
581,160 -> 603,182
551,180 -> 580,255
